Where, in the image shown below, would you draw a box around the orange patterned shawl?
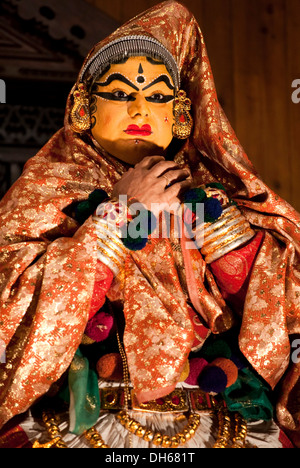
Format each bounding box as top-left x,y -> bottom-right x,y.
0,0 -> 299,440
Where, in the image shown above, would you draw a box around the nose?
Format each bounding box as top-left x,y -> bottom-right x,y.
127,94 -> 150,118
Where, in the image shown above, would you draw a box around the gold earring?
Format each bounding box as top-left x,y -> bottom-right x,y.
173,89 -> 193,139
70,83 -> 91,133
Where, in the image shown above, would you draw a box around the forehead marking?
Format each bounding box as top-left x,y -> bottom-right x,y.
136,75 -> 146,84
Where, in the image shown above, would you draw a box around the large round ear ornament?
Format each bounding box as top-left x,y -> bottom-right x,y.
70,82 -> 91,133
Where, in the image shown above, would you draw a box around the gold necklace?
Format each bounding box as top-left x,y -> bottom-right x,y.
115,330 -> 201,448
116,329 -> 133,447
117,409 -> 201,448
32,409 -> 68,448
33,406 -> 250,449
213,409 -> 251,448
84,426 -> 109,448
33,332 -> 251,449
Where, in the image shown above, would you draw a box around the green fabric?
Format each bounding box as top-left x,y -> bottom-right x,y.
223,368 -> 274,421
68,349 -> 100,435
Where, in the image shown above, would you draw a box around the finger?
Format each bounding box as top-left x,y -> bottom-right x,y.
135,155 -> 165,169
149,160 -> 180,178
159,168 -> 190,186
164,179 -> 193,197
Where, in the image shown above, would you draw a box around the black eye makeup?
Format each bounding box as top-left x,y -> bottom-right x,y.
93,90 -> 135,102
146,93 -> 174,103
91,71 -> 175,104
93,90 -> 174,104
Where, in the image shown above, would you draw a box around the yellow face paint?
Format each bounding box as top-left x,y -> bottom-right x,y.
90,56 -> 175,165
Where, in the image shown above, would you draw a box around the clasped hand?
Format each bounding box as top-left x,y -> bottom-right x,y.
112,156 -> 192,215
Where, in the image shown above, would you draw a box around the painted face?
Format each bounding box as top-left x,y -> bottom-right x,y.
89,56 -> 175,165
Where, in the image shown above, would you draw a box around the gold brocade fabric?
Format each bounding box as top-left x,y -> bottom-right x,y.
0,0 -> 300,442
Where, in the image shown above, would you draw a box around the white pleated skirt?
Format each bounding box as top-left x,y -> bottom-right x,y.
20,381 -> 283,449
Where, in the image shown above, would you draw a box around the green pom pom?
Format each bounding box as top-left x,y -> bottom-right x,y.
120,208 -> 156,251
184,188 -> 207,204
201,339 -> 232,362
75,200 -> 93,223
78,200 -> 91,212
206,182 -> 226,191
88,189 -> 108,206
75,189 -> 108,224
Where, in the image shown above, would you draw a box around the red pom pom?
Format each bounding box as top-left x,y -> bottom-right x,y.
85,311 -> 115,342
185,358 -> 208,385
96,353 -> 123,381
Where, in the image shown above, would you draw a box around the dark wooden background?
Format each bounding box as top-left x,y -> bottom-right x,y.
1,0 -> 299,211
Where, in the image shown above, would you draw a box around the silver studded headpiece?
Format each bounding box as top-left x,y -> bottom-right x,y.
79,35 -> 180,89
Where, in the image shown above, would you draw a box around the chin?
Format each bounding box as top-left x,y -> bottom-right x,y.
113,140 -> 167,165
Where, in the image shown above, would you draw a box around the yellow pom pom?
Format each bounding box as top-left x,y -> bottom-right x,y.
179,360 -> 190,382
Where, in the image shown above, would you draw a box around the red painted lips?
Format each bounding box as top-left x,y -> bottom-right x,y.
124,124 -> 152,136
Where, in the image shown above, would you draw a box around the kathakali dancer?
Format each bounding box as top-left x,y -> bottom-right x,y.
0,0 -> 299,449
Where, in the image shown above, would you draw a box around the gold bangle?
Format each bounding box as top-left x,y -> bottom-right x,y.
204,230 -> 255,264
203,214 -> 246,245
93,217 -> 127,254
199,203 -> 255,263
97,241 -> 125,267
194,206 -> 238,235
201,222 -> 253,256
202,219 -> 248,252
97,237 -> 126,260
97,252 -> 119,276
97,245 -> 124,273
201,226 -> 255,263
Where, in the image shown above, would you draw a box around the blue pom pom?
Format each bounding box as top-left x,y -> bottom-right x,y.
184,189 -> 207,215
230,353 -> 246,370
130,211 -> 151,237
136,209 -> 156,236
204,197 -> 223,223
198,366 -> 228,393
122,235 -> 148,251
